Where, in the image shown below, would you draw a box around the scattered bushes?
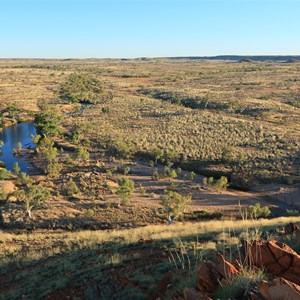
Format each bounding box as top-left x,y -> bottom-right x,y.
248,203 -> 271,219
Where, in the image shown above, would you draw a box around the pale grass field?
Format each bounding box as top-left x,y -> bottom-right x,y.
1,216 -> 299,245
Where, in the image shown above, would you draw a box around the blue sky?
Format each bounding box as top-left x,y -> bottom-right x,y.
0,0 -> 299,58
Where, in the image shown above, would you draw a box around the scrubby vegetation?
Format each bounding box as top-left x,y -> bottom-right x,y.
59,73 -> 104,103
0,58 -> 300,299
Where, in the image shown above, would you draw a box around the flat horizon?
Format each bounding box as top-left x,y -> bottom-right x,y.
1,54 -> 300,60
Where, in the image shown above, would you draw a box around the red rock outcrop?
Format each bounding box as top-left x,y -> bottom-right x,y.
197,261 -> 220,293
257,277 -> 300,300
243,240 -> 300,285
213,253 -> 239,279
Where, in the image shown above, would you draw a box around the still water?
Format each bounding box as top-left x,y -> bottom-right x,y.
0,121 -> 37,174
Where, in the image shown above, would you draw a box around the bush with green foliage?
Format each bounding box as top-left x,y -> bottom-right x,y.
286,209 -> 300,216
19,172 -> 33,186
13,162 -> 21,176
59,73 -> 104,103
66,178 -> 79,196
0,189 -> 8,201
248,203 -> 271,219
19,185 -> 50,218
38,137 -> 62,177
35,110 -> 62,137
214,176 -> 229,190
117,177 -> 135,205
75,146 -> 90,162
161,190 -> 192,224
123,167 -> 131,175
0,168 -> 11,180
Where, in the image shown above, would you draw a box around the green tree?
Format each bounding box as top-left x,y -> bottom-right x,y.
0,168 -> 11,180
208,177 -> 214,186
214,176 -> 229,190
153,148 -> 163,165
117,177 -> 135,205
47,162 -> 63,178
35,111 -> 62,137
59,73 -> 104,103
19,172 -> 33,186
161,191 -> 192,224
75,146 -> 90,162
66,178 -> 79,196
152,168 -> 159,180
37,137 -> 62,177
13,162 -> 21,176
190,171 -> 196,181
170,169 -> 177,179
248,203 -> 271,219
20,185 -> 50,218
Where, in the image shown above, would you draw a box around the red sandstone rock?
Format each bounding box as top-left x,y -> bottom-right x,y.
197,261 -> 220,293
243,240 -> 300,285
213,253 -> 239,279
258,277 -> 300,300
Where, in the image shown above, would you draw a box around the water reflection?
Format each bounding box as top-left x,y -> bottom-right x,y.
0,122 -> 37,174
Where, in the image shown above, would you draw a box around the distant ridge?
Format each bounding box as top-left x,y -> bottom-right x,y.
0,56 -> 299,62
165,55 -> 300,62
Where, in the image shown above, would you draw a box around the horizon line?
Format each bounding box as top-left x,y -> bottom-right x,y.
1,54 -> 300,60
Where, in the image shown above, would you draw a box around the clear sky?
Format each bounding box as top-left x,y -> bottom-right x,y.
0,0 -> 299,58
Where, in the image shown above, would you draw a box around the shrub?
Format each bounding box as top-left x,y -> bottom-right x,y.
35,111 -> 62,137
286,209 -> 300,217
66,178 -> 79,196
87,209 -> 95,217
123,167 -> 131,175
190,171 -> 196,181
13,162 -> 21,176
170,169 -> 177,179
59,73 -> 104,103
75,146 -> 90,162
248,203 -> 271,219
161,190 -> 192,224
214,176 -> 229,190
0,189 -> 7,201
19,172 -> 33,186
117,177 -> 135,205
152,168 -> 159,181
47,162 -> 63,178
139,184 -> 147,196
0,168 -> 11,180
19,185 -> 50,218
214,269 -> 267,300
